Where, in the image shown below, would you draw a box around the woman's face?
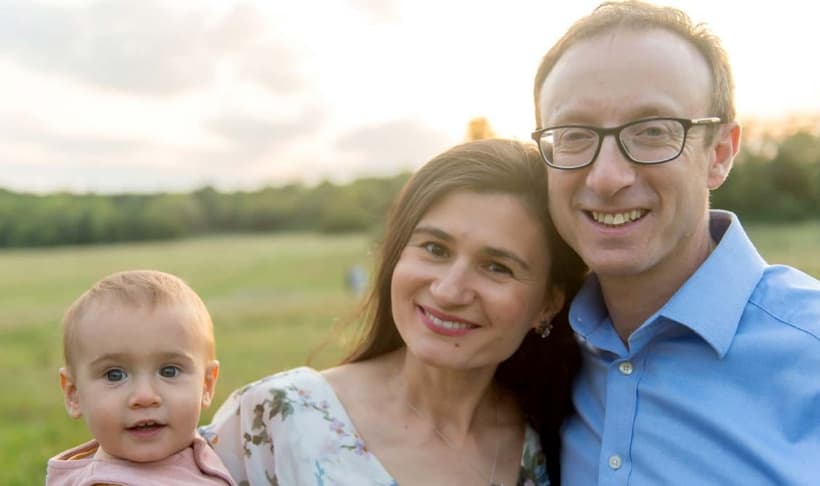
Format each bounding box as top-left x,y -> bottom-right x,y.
390,190 -> 561,371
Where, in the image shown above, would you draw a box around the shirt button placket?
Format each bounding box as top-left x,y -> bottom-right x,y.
600,357 -> 638,484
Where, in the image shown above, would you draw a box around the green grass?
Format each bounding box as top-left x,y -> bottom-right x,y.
744,220 -> 820,277
1,224 -> 818,484
0,232 -> 373,485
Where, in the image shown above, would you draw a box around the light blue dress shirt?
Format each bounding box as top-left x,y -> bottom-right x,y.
561,211 -> 820,485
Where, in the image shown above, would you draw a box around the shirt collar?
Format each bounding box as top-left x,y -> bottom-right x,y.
569,275 -> 628,355
569,211 -> 767,358
661,210 -> 766,357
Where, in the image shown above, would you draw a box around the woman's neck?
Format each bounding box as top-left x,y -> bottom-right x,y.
385,348 -> 499,443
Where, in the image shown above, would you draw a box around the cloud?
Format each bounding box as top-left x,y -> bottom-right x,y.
0,161 -> 180,194
237,44 -> 305,94
204,106 -> 324,159
336,118 -> 452,175
0,115 -> 149,157
349,0 -> 401,23
0,0 -> 303,96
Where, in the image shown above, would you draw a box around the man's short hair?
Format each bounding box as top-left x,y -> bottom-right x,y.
533,1 -> 735,129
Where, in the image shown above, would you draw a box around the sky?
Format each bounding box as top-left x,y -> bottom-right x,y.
2,0 -> 819,194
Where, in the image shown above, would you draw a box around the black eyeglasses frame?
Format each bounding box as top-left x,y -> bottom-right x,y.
530,116 -> 723,169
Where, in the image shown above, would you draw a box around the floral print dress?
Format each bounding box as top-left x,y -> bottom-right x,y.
201,367 -> 550,486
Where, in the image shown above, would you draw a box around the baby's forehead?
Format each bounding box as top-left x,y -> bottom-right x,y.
76,299 -> 210,341
86,296 -> 199,321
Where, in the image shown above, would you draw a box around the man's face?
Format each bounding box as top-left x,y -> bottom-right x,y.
536,28 -> 730,284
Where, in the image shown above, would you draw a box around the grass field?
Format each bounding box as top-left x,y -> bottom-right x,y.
2,223 -> 818,484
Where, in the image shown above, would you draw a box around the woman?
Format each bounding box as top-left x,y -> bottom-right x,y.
203,139 -> 586,485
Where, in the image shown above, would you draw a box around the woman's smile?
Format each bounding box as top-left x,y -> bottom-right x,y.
417,305 -> 477,336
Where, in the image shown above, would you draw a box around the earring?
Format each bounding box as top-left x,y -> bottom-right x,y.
536,320 -> 553,338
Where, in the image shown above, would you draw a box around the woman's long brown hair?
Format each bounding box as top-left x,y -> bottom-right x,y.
341,139 -> 586,482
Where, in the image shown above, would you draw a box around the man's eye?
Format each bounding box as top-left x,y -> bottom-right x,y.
563,130 -> 594,142
422,242 -> 448,257
636,126 -> 668,137
159,366 -> 181,378
104,369 -> 127,382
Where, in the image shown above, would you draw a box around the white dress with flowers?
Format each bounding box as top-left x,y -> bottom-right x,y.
201,367 -> 549,486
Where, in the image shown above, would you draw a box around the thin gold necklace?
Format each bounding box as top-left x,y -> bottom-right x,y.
405,395 -> 503,486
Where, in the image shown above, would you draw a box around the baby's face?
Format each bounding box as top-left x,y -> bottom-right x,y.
61,302 -> 218,463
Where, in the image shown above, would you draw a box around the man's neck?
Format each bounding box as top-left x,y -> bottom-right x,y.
600,232 -> 717,345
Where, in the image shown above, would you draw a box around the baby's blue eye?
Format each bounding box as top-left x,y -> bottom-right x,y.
159,366 -> 181,378
104,369 -> 126,382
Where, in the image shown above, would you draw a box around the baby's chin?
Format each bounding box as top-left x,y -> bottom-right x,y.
94,440 -> 189,463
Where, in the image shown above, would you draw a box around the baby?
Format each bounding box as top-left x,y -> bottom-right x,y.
46,270 -> 235,485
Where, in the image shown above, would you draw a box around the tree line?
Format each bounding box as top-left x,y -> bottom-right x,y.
1,130 -> 818,249
0,175 -> 410,248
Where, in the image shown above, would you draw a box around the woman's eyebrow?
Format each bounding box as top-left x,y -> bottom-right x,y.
411,226 -> 452,241
484,247 -> 530,271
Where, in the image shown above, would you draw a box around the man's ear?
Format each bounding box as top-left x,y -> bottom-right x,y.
59,367 -> 83,419
708,121 -> 741,190
201,360 -> 220,409
534,286 -> 566,330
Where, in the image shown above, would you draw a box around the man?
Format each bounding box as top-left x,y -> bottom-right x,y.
531,1 -> 820,484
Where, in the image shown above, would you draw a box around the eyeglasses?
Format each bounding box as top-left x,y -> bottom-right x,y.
530,117 -> 723,169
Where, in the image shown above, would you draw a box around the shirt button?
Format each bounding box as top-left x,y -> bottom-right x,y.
608,455 -> 623,470
618,361 -> 634,375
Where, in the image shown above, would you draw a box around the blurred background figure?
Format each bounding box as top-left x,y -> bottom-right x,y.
345,264 -> 368,296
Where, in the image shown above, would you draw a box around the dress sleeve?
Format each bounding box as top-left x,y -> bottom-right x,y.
201,383 -> 279,486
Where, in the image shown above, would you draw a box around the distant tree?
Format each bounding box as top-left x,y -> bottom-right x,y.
466,117 -> 496,141
714,130 -> 820,221
140,193 -> 205,239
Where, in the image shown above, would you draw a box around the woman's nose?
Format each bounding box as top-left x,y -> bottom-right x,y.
430,261 -> 474,306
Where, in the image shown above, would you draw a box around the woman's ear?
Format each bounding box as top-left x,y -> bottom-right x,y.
201,360 -> 220,409
534,285 -> 566,330
59,368 -> 83,419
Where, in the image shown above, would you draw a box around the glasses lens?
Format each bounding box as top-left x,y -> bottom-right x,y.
540,127 -> 598,168
621,119 -> 685,163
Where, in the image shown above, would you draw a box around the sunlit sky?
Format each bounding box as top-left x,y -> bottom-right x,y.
2,0 -> 819,194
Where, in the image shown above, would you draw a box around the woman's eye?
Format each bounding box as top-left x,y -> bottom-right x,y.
486,262 -> 513,275
104,369 -> 127,382
159,366 -> 181,378
422,242 -> 448,257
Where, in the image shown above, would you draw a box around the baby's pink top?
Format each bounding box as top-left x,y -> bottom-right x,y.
46,434 -> 236,486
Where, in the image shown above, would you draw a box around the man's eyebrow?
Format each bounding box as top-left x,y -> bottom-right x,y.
549,103 -> 677,126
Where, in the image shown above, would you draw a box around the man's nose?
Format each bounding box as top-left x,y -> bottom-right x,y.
585,135 -> 637,198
